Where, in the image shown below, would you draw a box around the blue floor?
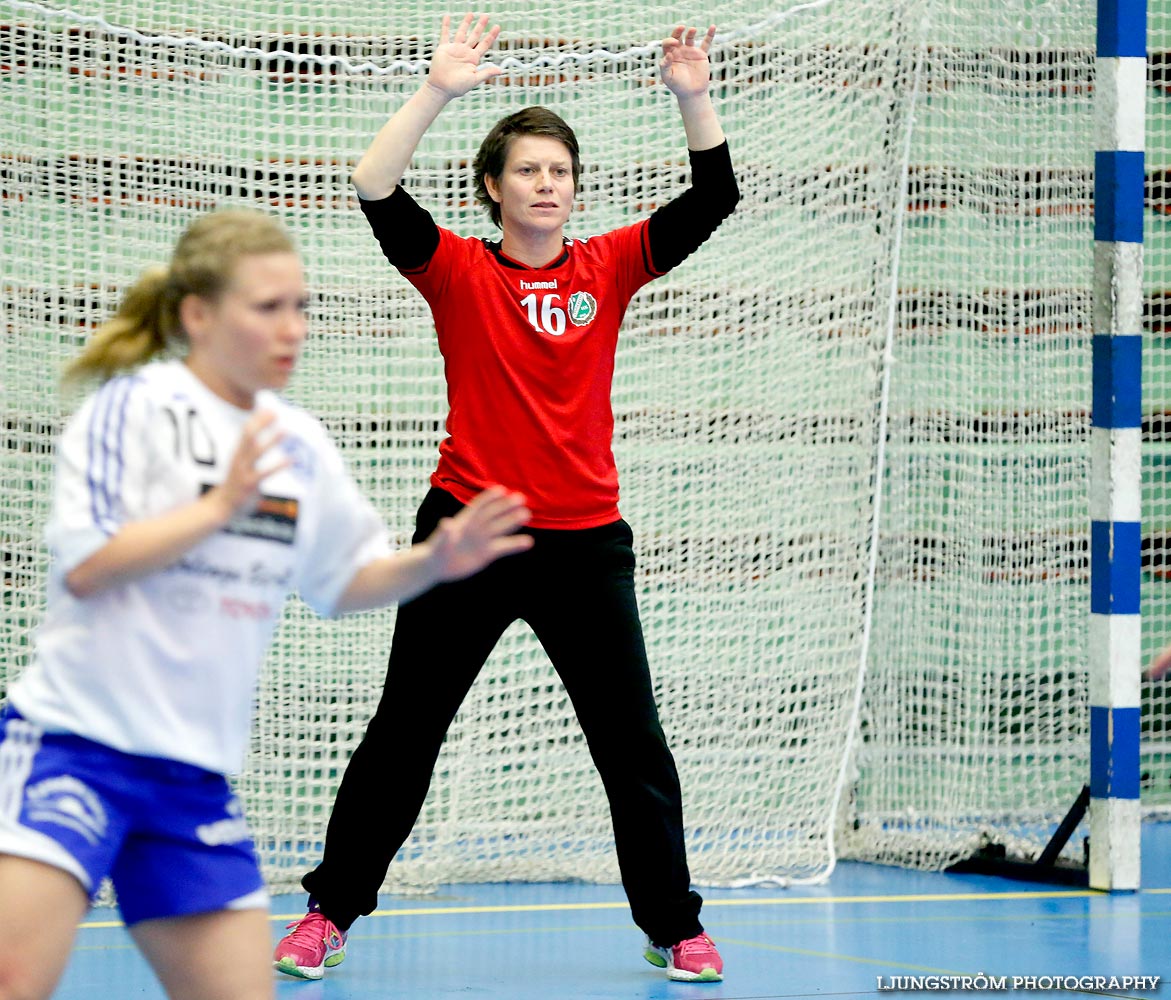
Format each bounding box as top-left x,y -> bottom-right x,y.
58,825 -> 1171,998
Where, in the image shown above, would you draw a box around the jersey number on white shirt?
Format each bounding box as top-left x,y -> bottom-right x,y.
162,405 -> 217,467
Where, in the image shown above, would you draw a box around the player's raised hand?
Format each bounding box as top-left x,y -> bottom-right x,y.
660,24 -> 716,99
210,410 -> 289,519
427,13 -> 503,99
425,485 -> 533,582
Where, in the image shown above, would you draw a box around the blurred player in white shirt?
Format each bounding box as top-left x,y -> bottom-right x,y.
0,207 -> 531,1000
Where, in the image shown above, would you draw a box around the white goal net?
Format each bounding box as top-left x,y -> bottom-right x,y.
0,0 -> 1104,892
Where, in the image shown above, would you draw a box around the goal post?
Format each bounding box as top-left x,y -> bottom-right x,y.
1088,0 -> 1145,893
0,0 -> 1141,894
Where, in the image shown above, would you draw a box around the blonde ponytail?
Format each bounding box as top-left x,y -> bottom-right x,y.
63,265 -> 179,386
63,208 -> 296,387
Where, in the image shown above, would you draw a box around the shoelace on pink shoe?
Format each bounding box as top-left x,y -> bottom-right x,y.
283,913 -> 332,948
675,935 -> 718,962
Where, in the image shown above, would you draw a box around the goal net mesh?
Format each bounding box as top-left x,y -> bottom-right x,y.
1,0 -> 1108,892
1142,6 -> 1171,816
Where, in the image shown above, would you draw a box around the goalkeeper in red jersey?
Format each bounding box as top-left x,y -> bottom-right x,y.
275,12 -> 739,984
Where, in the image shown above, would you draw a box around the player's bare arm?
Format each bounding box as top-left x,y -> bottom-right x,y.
333,486 -> 532,614
661,25 -> 725,151
352,13 -> 502,201
65,411 -> 288,598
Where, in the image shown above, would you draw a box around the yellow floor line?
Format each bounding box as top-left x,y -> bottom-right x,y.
78,885 -> 1151,930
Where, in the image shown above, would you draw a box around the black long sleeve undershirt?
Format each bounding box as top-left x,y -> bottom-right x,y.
359,183 -> 441,273
645,140 -> 739,274
358,139 -> 739,275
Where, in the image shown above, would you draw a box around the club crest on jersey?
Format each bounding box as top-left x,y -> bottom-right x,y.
567,291 -> 598,327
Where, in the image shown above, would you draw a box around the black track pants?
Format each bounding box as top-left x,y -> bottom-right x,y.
301,488 -> 703,947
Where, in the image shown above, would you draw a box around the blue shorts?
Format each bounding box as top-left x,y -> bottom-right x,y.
0,709 -> 266,925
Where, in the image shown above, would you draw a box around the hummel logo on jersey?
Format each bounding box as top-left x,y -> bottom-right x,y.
520,278 -> 558,290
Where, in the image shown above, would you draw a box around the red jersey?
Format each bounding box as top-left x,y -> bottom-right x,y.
399,222 -> 661,529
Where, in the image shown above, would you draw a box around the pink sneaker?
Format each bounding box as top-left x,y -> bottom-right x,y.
273,910 -> 347,980
643,932 -> 724,982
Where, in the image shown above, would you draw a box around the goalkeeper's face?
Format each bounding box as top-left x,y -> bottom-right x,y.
486,135 -> 576,237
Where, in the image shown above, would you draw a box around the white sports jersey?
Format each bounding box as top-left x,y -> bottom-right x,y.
9,360 -> 392,775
